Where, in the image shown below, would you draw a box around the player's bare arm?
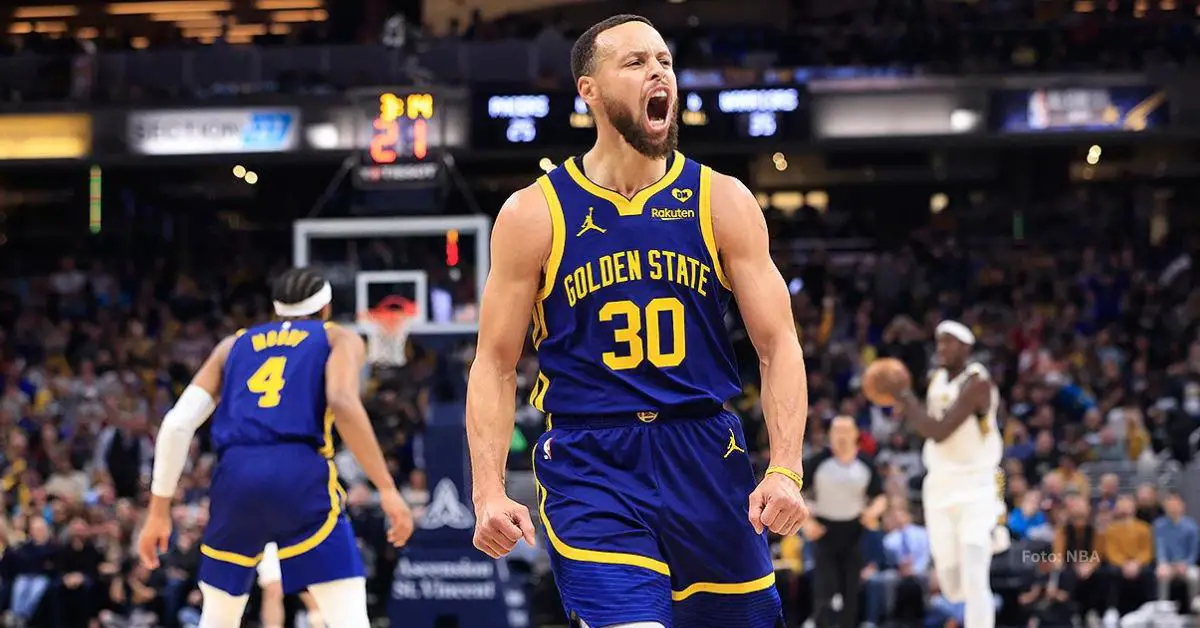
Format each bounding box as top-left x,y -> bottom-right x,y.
325,323 -> 414,547
138,334 -> 235,569
711,171 -> 810,537
889,373 -> 988,442
466,185 -> 547,558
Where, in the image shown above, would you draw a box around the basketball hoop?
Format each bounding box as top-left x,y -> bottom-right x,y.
358,295 -> 416,367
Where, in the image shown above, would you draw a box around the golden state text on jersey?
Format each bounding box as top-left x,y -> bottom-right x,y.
528,152 -> 741,414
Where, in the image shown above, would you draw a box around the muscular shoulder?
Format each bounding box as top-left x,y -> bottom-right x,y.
709,170 -> 759,221
707,169 -> 766,253
323,322 -> 365,353
493,181 -> 553,269
213,333 -> 239,360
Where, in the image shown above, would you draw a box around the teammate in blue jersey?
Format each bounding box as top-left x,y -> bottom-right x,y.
136,268 -> 414,628
466,14 -> 811,628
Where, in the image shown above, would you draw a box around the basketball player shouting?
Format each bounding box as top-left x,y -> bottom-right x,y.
872,320 -> 1002,628
465,14 -> 810,628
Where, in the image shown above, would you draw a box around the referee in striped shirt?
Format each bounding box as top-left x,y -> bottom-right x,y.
802,416 -> 887,628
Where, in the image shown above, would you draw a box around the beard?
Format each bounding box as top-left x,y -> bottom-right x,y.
601,93 -> 678,159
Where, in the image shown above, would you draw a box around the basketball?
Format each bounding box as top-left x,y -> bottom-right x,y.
862,358 -> 911,406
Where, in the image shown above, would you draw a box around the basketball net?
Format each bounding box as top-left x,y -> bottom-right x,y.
358,295 -> 415,367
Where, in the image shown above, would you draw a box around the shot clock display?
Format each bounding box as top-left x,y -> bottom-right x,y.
352,88 -> 468,187
472,86 -> 807,150
369,92 -> 434,163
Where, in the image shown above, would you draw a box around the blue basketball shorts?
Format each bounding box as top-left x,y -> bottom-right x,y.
532,409 -> 783,628
199,443 -> 364,595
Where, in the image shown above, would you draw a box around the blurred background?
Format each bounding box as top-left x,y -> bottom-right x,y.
1,0 -> 1200,626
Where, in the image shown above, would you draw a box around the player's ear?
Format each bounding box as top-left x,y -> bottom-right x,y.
577,77 -> 598,108
320,303 -> 332,321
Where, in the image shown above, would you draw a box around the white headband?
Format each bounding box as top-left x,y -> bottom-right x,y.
936,320 -> 975,346
274,282 -> 332,317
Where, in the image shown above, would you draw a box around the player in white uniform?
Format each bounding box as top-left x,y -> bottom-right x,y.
871,320 -> 1003,628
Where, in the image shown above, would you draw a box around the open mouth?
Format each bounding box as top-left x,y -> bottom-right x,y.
646,88 -> 670,128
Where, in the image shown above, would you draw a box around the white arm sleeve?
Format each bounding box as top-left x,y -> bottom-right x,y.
150,385 -> 216,499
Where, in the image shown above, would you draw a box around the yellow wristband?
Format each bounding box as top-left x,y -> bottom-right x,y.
766,466 -> 804,491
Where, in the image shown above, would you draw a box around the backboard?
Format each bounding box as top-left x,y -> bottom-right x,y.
292,216 -> 491,336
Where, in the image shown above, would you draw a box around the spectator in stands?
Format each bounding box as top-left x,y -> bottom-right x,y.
1099,495 -> 1155,617
1002,469 -> 1028,509
6,516 -> 57,624
100,560 -> 163,627
1153,493 -> 1200,611
56,517 -> 102,626
92,410 -> 153,500
1134,483 -> 1164,524
867,503 -> 929,626
158,524 -> 201,626
1094,473 -> 1120,514
1092,428 -> 1127,462
1003,421 -> 1035,461
860,521 -> 887,628
1043,454 -> 1090,499
1017,560 -> 1075,628
1023,430 -> 1058,485
1010,489 -> 1051,542
1039,470 -> 1067,514
1054,494 -> 1104,620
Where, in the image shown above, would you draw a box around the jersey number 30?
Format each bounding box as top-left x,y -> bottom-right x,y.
247,356 -> 287,408
599,297 -> 686,370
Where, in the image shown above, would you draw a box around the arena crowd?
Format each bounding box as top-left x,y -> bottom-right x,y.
0,175 -> 1195,628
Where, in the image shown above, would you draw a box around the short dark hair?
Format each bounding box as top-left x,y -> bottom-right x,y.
570,14 -> 653,84
272,267 -> 327,311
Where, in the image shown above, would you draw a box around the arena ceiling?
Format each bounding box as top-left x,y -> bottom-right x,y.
3,0 -> 329,45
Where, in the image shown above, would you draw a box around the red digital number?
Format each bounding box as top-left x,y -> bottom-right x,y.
369,119 -> 399,164
412,119 -> 428,160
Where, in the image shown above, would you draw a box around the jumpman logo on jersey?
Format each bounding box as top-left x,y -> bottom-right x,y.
723,429 -> 745,459
576,207 -> 607,237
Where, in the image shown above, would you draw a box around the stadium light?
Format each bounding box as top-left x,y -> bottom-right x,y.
930,193 -> 948,214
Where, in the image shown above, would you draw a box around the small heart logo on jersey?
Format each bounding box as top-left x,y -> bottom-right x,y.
671,188 -> 693,203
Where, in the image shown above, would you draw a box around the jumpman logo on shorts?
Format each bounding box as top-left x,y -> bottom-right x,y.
723,429 -> 745,459
576,207 -> 607,237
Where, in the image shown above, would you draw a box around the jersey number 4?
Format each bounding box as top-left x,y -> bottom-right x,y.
599,297 -> 686,370
247,356 -> 287,408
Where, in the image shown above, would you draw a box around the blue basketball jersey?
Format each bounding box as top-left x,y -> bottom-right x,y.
212,319 -> 334,457
529,151 -> 741,415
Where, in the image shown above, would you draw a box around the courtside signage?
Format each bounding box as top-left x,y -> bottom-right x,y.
127,108 -> 300,155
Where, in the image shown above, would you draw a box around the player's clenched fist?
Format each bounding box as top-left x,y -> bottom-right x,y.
748,471 -> 809,537
473,494 -> 537,558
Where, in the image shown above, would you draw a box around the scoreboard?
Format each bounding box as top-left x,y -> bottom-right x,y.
369,91 -> 434,163
352,88 -> 469,187
472,86 -> 807,150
